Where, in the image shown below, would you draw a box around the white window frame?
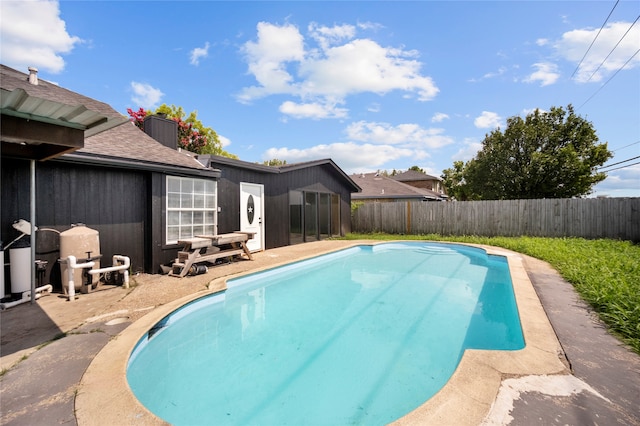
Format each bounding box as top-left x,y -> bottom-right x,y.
166,176 -> 217,245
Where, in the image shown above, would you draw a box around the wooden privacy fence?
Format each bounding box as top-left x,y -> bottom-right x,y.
352,198 -> 640,242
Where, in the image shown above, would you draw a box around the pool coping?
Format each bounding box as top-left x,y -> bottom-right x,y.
76,241 -> 569,425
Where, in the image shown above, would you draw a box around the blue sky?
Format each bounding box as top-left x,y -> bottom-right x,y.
2,1 -> 639,197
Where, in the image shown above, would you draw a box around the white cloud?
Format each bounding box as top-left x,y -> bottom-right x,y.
357,21 -> 384,32
474,111 -> 502,129
469,66 -> 508,83
218,135 -> 231,148
524,62 -> 560,86
345,121 -> 454,149
536,38 -> 549,46
279,100 -> 348,119
452,138 -> 483,162
592,164 -> 640,197
190,42 -> 210,66
0,0 -> 81,73
431,112 -> 449,123
300,38 -> 438,100
237,22 -> 305,102
237,21 -> 438,118
308,22 -> 355,50
262,118 -> 453,173
130,82 -> 164,109
367,103 -> 381,113
554,21 -> 640,83
263,142 -> 415,174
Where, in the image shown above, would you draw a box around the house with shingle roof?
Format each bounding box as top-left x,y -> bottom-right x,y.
391,169 -> 447,196
351,172 -> 446,203
1,64 -> 359,294
1,65 -> 221,292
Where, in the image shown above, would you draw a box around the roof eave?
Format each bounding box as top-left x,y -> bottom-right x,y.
57,152 -> 222,178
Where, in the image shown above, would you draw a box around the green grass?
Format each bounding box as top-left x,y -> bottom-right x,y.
343,233 -> 640,354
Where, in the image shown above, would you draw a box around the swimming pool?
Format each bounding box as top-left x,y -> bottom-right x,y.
127,242 -> 524,425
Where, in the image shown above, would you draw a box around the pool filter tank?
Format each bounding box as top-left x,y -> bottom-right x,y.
60,224 -> 101,294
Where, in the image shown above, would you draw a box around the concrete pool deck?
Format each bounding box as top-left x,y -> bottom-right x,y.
1,240 -> 638,425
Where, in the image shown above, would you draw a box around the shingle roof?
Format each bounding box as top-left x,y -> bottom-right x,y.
351,172 -> 444,200
1,65 -> 119,119
80,121 -> 209,170
391,169 -> 441,182
1,64 -> 213,174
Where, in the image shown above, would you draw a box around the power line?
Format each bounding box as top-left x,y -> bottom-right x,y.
601,161 -> 640,172
586,15 -> 640,83
612,141 -> 640,152
598,155 -> 640,170
576,47 -> 640,110
571,0 -> 620,79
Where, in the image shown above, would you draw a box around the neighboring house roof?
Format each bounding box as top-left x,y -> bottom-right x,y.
391,169 -> 442,182
1,64 -> 218,177
351,172 -> 445,200
198,155 -> 362,192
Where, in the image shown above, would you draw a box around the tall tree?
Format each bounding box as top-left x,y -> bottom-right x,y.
442,105 -> 612,200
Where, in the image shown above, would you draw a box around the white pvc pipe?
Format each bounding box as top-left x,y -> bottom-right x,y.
88,255 -> 130,289
66,255 -> 95,302
0,284 -> 52,310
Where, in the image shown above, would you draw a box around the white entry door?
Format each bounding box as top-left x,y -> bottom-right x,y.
240,182 -> 264,252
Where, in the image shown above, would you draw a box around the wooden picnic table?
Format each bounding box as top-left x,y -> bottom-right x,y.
169,232 -> 255,278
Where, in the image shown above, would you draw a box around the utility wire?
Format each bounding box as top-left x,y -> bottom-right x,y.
571,0 -> 620,79
586,15 -> 640,82
598,155 -> 640,170
601,161 -> 640,172
612,140 -> 640,152
576,47 -> 640,110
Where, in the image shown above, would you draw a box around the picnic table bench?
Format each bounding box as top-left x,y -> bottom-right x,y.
169,232 -> 255,278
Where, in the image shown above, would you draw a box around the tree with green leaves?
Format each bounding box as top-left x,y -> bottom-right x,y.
263,158 -> 287,166
441,161 -> 472,201
441,105 -> 612,200
127,104 -> 237,158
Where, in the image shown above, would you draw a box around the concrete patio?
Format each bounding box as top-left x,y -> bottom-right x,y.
1,240 -> 638,425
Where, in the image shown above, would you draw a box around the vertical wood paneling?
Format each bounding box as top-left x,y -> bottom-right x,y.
353,198 -> 640,242
210,162 -> 355,250
24,163 -> 147,284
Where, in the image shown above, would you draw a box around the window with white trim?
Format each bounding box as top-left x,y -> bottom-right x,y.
166,176 -> 217,244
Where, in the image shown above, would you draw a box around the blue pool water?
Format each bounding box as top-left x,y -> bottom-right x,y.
127,242 -> 524,425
